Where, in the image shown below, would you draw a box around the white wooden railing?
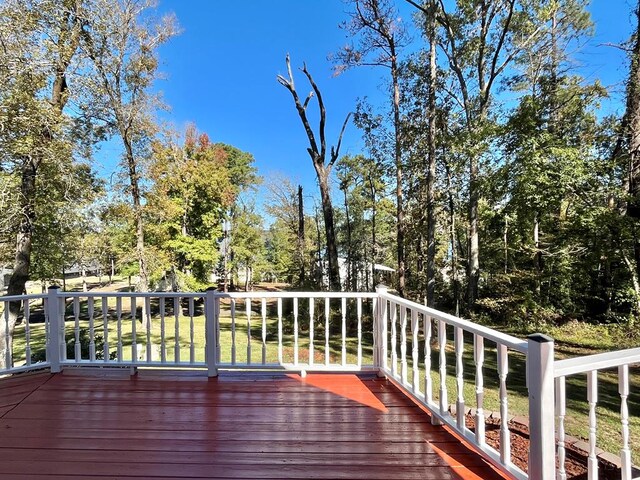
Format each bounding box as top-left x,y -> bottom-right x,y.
554,348 -> 640,480
1,284 -> 639,480
376,285 -> 530,480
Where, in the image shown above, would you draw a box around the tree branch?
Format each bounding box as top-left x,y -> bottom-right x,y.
277,54 -> 320,161
301,62 -> 326,161
330,112 -> 353,168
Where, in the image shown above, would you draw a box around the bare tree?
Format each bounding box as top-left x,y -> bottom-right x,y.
277,55 -> 350,291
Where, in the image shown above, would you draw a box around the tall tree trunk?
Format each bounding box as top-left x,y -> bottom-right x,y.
342,186 -> 353,291
315,205 -> 324,286
392,59 -> 406,297
123,137 -> 150,330
369,176 -> 377,287
297,186 -> 305,286
1,159 -> 37,369
467,154 -> 480,307
425,0 -> 438,307
534,212 -> 542,296
317,168 -> 341,291
445,161 -> 460,317
82,264 -> 87,292
628,3 -> 640,220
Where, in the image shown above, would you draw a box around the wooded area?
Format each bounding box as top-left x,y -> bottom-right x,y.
1,0 -> 640,370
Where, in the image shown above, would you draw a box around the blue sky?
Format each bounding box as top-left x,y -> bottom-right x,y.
96,0 -> 637,207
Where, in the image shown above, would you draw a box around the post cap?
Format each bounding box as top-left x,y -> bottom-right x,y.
527,333 -> 554,343
48,285 -> 60,290
376,283 -> 388,291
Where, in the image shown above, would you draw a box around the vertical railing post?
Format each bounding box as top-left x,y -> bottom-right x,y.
46,286 -> 63,373
375,285 -> 388,373
205,288 -> 219,377
527,333 -> 556,480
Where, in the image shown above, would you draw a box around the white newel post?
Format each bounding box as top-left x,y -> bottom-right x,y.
205,288 -> 219,377
527,333 -> 556,480
375,285 -> 388,373
46,286 -> 64,373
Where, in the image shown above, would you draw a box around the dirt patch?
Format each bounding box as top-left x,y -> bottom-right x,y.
465,414 -> 625,479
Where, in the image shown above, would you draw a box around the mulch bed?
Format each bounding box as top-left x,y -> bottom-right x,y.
465,414 -> 624,480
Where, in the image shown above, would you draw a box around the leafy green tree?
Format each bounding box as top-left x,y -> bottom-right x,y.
334,0 -> 409,295
82,0 -> 179,299
230,204 -> 265,291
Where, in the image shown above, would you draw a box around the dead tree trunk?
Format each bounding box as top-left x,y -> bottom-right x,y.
297,185 -> 305,286
277,55 -> 350,291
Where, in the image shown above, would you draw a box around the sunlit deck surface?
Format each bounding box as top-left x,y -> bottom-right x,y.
0,370 -> 506,479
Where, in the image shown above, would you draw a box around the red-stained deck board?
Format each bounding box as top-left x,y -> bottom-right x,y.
0,370 -> 506,479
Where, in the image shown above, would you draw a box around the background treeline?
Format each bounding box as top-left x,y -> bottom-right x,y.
1,0 -> 640,336
276,0 -> 640,331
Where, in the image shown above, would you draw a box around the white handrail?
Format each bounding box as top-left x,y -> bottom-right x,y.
554,347 -> 640,377
379,292 -> 528,353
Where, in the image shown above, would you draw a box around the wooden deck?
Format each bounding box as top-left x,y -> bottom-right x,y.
0,370 -> 506,479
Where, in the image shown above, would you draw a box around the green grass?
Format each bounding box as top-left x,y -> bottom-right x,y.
8,296 -> 640,463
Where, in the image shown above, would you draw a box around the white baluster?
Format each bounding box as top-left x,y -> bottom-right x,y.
341,297 -> 347,367
102,296 -> 109,362
324,298 -> 330,366
23,299 -> 31,366
381,297 -> 388,371
173,296 -> 180,363
4,302 -> 9,368
73,297 -> 81,361
215,297 -> 221,363
556,376 -> 567,480
116,297 -> 123,362
246,299 -> 252,365
43,298 -> 49,348
189,297 -> 195,364
88,297 -> 96,361
293,298 -> 298,366
357,298 -> 362,368
308,298 -> 314,366
400,306 -> 408,384
455,326 -> 465,430
424,315 -> 433,404
587,370 -> 598,480
438,320 -> 448,416
474,334 -> 485,445
497,344 -> 510,465
391,302 -> 398,377
130,296 -> 137,363
276,298 -> 282,364
3,302 -> 10,368
231,299 -> 237,365
58,296 -> 66,361
160,297 -> 166,363
411,309 -> 419,392
619,365 -> 631,480
145,297 -> 152,363
261,298 -> 267,365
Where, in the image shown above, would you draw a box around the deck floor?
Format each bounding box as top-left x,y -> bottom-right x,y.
0,369 -> 505,479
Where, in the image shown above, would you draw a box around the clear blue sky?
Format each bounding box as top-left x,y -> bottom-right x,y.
96,0 -> 637,207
